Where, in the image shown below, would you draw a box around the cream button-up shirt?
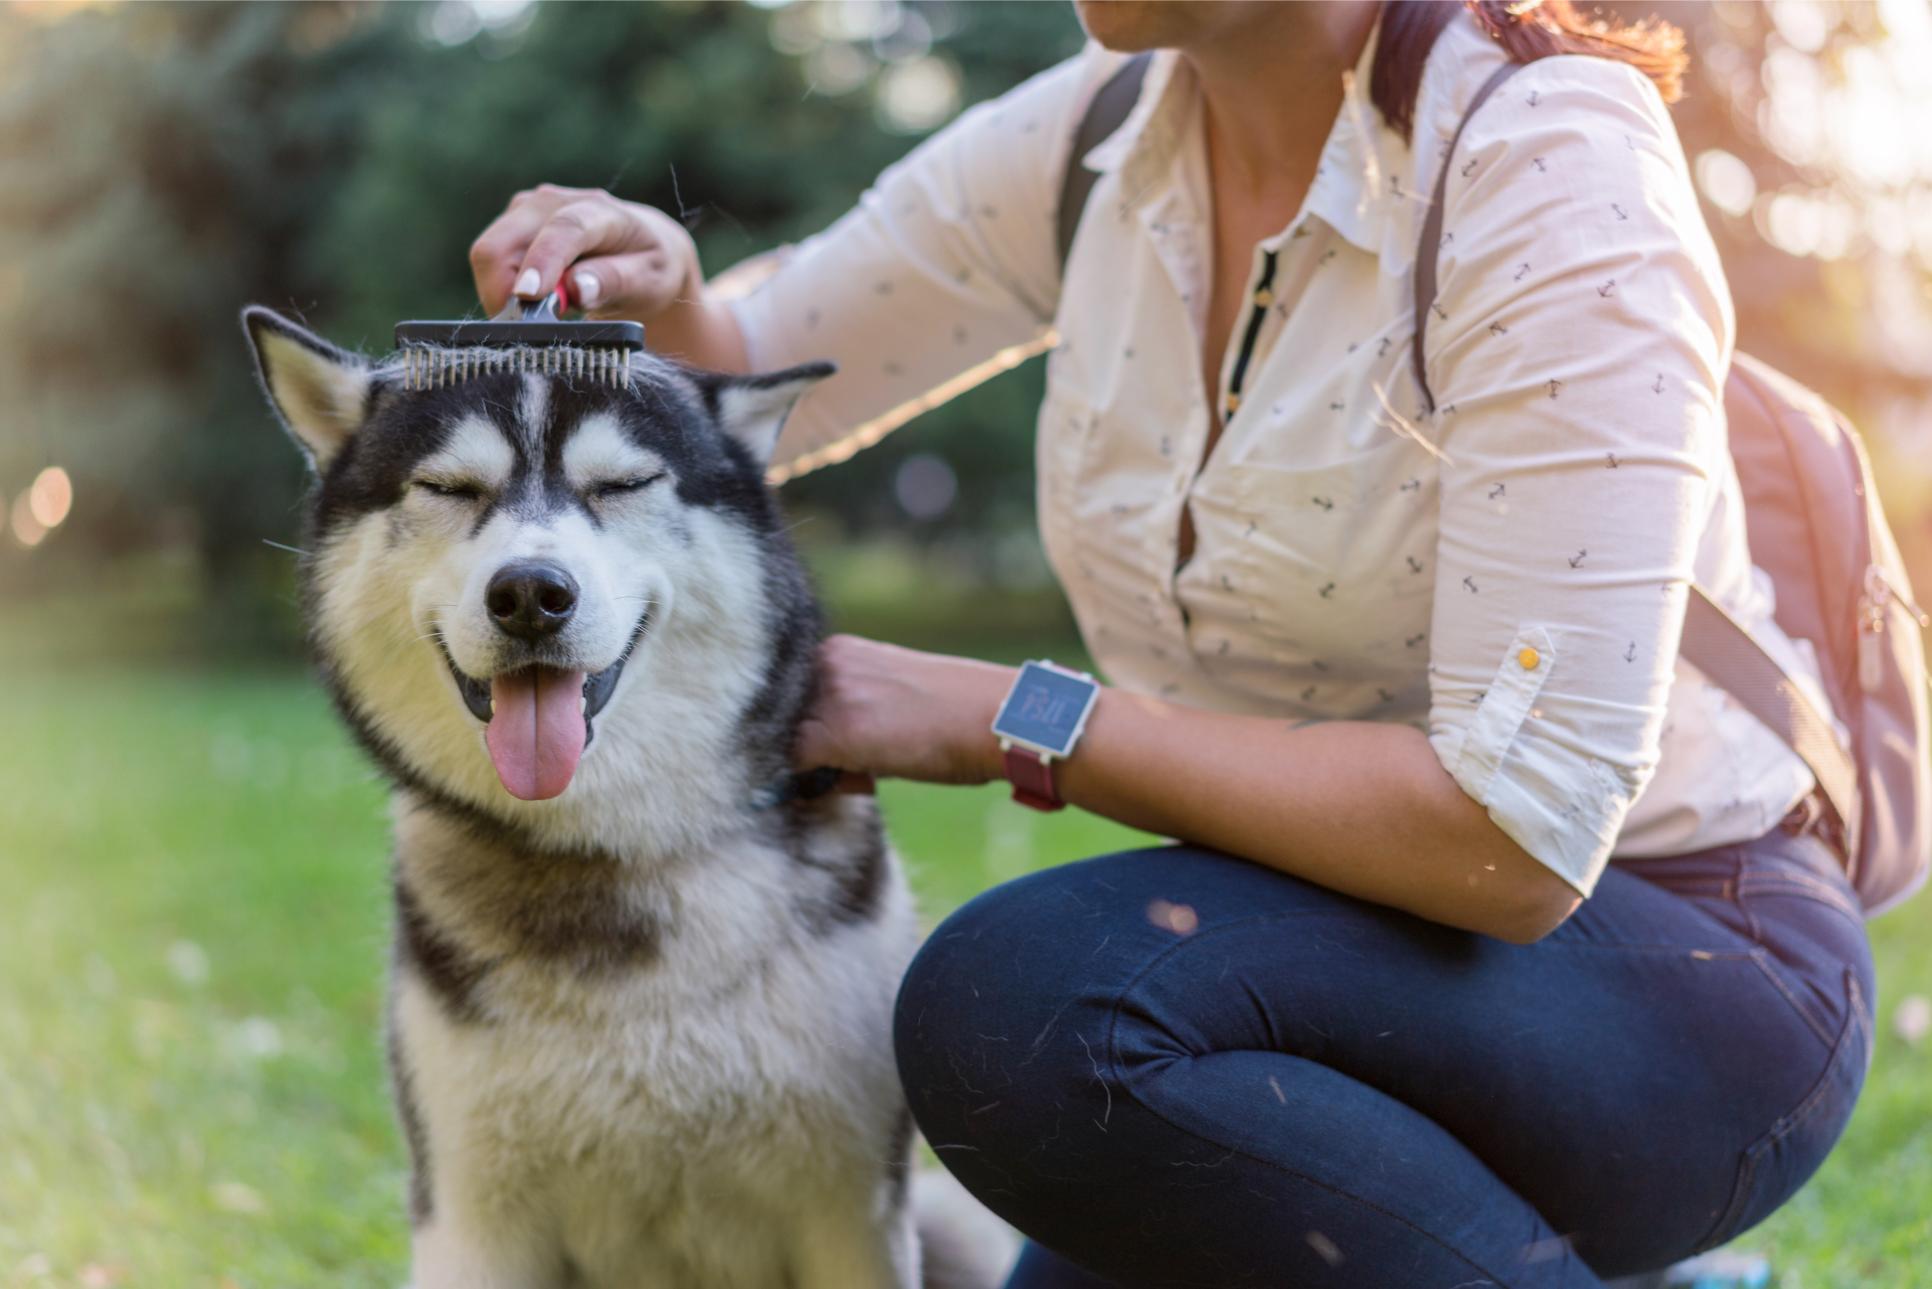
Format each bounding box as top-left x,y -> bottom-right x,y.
729,14 -> 1828,896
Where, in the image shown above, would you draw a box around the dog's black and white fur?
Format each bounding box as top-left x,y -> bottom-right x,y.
242,308 -> 1008,1289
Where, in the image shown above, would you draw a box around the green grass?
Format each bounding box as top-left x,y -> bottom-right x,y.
1,664 -> 1927,1285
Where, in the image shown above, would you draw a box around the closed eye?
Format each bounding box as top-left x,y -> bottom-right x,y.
412,478 -> 485,501
592,472 -> 666,499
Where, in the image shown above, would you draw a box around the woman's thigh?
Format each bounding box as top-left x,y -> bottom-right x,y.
894,838 -> 1871,1283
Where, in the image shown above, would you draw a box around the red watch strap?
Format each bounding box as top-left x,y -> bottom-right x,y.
1003,745 -> 1065,812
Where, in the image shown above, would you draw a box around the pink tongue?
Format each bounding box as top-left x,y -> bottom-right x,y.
485,667 -> 588,800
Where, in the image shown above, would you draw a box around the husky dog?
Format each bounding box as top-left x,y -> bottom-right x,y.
241,308 -> 1009,1289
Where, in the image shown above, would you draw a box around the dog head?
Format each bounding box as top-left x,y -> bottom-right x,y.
242,306 -> 830,851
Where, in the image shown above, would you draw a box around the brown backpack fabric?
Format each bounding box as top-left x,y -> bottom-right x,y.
1059,55 -> 1930,914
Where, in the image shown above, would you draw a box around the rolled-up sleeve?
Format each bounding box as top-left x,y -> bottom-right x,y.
727,50 -> 1113,476
1422,58 -> 1734,895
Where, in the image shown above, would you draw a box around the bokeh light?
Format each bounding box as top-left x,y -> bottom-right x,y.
29,465 -> 72,529
10,490 -> 46,548
893,452 -> 958,521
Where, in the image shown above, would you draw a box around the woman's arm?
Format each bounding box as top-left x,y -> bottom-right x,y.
467,50 -> 1119,471
795,637 -> 1578,944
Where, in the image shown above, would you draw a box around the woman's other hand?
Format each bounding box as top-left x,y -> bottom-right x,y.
470,184 -> 699,322
795,635 -> 1015,787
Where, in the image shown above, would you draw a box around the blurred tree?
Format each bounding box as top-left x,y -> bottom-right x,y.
0,2 -> 380,574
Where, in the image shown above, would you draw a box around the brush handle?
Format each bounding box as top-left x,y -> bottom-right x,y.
514,286 -> 573,321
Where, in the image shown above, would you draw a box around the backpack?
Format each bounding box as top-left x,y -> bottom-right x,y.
1058,55 -> 1930,914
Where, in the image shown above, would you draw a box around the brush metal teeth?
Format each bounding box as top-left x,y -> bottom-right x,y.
399,345 -> 634,392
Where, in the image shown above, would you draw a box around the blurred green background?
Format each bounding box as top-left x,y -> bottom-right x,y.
1,1 -> 1930,1284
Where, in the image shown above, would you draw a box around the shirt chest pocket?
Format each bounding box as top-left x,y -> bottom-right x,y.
1183,441 -> 1438,663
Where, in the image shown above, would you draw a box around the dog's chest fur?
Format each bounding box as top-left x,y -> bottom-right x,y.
390,796 -> 920,1283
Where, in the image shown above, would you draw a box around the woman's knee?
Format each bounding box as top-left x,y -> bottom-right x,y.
892,844 -> 1339,1110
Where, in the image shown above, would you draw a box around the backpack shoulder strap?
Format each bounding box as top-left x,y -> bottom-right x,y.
1057,52 -> 1153,272
1411,59 -> 1522,412
1681,589 -> 1861,850
1408,58 -> 1863,850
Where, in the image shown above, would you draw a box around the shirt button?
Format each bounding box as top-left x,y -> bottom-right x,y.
1225,393 -> 1242,414
1518,647 -> 1541,670
1254,286 -> 1274,308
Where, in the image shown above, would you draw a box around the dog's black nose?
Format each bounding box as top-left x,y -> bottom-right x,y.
486,560 -> 579,640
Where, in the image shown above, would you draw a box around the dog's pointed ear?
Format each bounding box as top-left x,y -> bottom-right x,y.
242,306 -> 372,471
701,362 -> 835,466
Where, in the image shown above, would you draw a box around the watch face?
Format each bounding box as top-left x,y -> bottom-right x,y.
992,661 -> 1098,757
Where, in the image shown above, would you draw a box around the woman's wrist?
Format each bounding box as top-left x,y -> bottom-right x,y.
641,291 -> 746,371
969,664 -> 1018,782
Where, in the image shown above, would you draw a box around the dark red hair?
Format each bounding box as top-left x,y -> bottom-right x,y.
1370,0 -> 1688,140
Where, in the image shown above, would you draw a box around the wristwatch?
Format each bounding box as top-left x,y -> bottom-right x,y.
991,660 -> 1101,811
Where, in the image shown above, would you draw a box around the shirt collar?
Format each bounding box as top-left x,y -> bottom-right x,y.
1079,23 -> 1403,258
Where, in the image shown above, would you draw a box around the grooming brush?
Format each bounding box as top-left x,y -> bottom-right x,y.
394,287 -> 645,392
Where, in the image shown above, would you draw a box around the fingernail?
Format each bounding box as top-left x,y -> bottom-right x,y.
513,267 -> 540,298
572,270 -> 600,309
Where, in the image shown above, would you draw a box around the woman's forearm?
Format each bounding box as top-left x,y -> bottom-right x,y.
798,636 -> 1582,944
1048,688 -> 1581,943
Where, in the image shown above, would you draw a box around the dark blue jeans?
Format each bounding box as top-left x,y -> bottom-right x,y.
894,826 -> 1874,1288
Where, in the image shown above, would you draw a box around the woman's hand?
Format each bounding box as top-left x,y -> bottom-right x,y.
469,184 -> 700,322
795,635 -> 1015,787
